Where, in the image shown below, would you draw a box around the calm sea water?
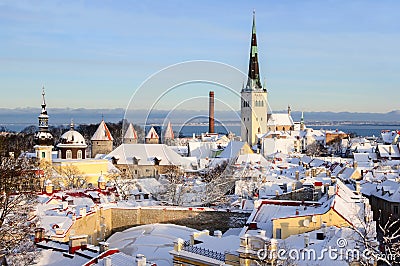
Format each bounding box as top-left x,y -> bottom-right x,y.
178,124 -> 400,138
2,123 -> 399,138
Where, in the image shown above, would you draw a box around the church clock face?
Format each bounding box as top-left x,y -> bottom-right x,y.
39,120 -> 48,127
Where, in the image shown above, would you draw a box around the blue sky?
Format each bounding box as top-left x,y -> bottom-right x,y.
0,0 -> 399,113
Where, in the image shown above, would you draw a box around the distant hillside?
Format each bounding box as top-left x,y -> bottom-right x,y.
289,110 -> 400,124
0,108 -> 399,132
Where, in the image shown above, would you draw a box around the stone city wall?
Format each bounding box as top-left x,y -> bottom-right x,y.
67,207 -> 250,245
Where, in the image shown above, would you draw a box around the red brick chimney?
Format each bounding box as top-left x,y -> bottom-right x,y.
209,91 -> 215,133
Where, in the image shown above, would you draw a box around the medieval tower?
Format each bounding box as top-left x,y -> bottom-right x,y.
241,11 -> 268,146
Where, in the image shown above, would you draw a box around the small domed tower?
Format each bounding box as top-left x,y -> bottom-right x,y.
97,172 -> 106,190
57,121 -> 88,159
34,87 -> 54,162
44,179 -> 54,194
91,119 -> 114,157
123,123 -> 138,144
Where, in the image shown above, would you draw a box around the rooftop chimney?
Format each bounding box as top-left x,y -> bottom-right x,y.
209,91 -> 215,133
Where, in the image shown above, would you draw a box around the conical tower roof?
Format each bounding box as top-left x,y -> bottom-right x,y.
164,121 -> 174,140
91,120 -> 114,141
245,11 -> 263,91
124,123 -> 138,140
145,126 -> 159,139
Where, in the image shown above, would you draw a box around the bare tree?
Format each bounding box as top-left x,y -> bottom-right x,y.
37,160 -> 54,190
0,156 -> 38,265
336,201 -> 399,265
378,212 -> 400,265
106,169 -> 138,200
55,164 -> 86,189
201,161 -> 232,206
161,165 -> 184,205
306,142 -> 327,157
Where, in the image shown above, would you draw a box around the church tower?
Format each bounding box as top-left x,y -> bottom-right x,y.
34,87 -> 54,162
91,119 -> 114,158
241,11 -> 268,146
123,123 -> 138,144
163,121 -> 175,145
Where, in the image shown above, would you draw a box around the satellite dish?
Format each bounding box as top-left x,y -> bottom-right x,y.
303,219 -> 310,227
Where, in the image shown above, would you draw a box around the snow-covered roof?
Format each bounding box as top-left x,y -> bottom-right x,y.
123,123 -> 138,140
332,180 -> 367,229
169,145 -> 188,156
188,141 -> 217,159
251,200 -> 331,237
136,178 -> 164,195
39,215 -> 73,237
235,153 -> 270,167
216,135 -> 230,144
260,130 -> 292,139
361,180 -> 400,203
354,153 -> 373,162
246,179 -> 371,238
107,223 -> 198,266
281,227 -> 367,266
377,144 -> 400,158
258,183 -> 283,198
218,141 -> 250,158
91,120 -> 114,141
301,155 -> 312,164
57,128 -> 87,148
196,234 -> 240,254
309,158 -> 326,167
381,130 -> 399,144
105,144 -> 195,169
34,248 -> 89,266
337,167 -> 359,181
267,113 -> 294,126
87,251 -> 136,266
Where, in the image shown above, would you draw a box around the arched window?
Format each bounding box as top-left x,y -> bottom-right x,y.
66,150 -> 72,159
77,150 -> 82,159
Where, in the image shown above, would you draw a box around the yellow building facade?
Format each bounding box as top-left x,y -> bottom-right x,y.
272,208 -> 352,239
52,159 -> 109,185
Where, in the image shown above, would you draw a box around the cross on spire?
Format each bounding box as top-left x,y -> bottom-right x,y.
41,86 -> 47,115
